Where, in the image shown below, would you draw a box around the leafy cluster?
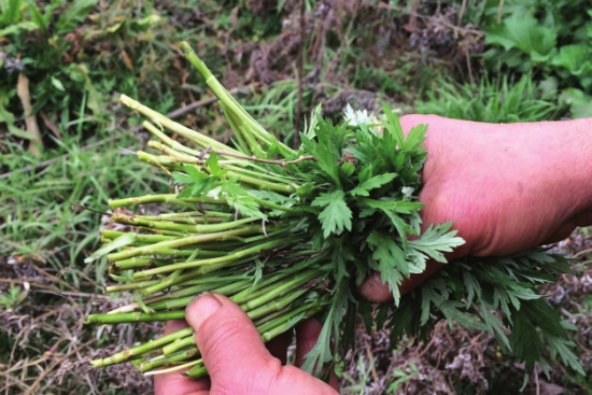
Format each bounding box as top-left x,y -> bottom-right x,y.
481,0 -> 592,117
167,101 -> 465,376
281,109 -> 464,373
415,74 -> 560,123
388,251 -> 583,378
160,79 -> 578,379
86,42 -> 583,382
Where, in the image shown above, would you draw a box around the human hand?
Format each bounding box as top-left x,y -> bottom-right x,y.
361,115 -> 592,302
154,293 -> 339,395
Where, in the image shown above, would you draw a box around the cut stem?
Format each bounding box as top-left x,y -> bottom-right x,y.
108,226 -> 265,263
120,94 -> 241,155
89,327 -> 193,367
132,236 -> 294,278
109,194 -> 224,209
86,310 -> 186,324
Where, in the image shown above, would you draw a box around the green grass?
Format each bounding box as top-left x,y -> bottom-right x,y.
0,124 -> 168,287
415,74 -> 563,123
1,1 -> 591,393
0,122 -> 169,394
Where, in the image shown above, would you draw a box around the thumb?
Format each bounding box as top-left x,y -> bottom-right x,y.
185,293 -> 282,390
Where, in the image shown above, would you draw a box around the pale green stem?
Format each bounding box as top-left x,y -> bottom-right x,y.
89,327 -> 193,367
139,348 -> 200,373
142,121 -> 206,157
246,288 -> 309,321
145,279 -> 252,311
225,170 -> 296,194
144,359 -> 203,376
85,310 -> 185,324
162,335 -> 196,356
224,164 -> 298,184
132,237 -> 293,278
108,226 -> 264,262
178,42 -> 295,159
101,230 -> 174,243
109,194 -> 224,209
120,94 -> 242,155
104,280 -> 160,293
139,256 -> 255,295
232,268 -> 320,305
113,213 -> 260,234
139,211 -> 233,222
238,270 -> 320,312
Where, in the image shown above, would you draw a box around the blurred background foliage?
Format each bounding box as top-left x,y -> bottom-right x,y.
1,0 -> 591,394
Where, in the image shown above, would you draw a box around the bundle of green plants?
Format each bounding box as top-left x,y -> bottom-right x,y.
85,42 -> 583,381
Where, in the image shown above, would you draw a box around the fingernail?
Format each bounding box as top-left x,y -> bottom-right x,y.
187,292 -> 223,331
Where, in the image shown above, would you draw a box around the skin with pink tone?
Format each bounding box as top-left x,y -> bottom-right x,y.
155,115 -> 592,394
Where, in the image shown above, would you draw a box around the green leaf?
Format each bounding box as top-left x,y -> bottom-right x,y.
253,259 -> 264,285
172,170 -> 204,185
440,300 -> 488,331
462,270 -> 481,307
84,233 -> 136,263
226,183 -> 265,219
402,123 -> 427,153
70,64 -> 102,116
0,0 -> 22,26
51,77 -> 65,91
0,104 -> 35,139
358,198 -> 421,245
249,189 -> 296,217
552,45 -> 592,76
367,231 -> 406,304
299,120 -> 343,187
349,173 -> 397,197
360,198 -> 423,215
173,165 -> 220,199
55,0 -> 98,34
408,223 -> 465,263
486,16 -> 556,58
27,1 -> 48,35
545,335 -> 584,376
357,164 -> 373,184
207,151 -> 222,176
311,190 -> 352,238
560,88 -> 592,118
510,306 -> 545,373
302,279 -> 349,376
0,20 -> 37,36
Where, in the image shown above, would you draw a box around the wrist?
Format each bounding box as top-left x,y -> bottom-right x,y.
541,118 -> 592,221
568,118 -> 592,226
508,118 -> 592,234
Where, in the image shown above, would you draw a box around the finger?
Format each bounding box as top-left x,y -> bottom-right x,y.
294,318 -> 322,368
185,293 -> 283,389
358,260 -> 444,303
295,318 -> 339,391
164,319 -> 189,335
266,333 -> 289,365
154,320 -> 210,395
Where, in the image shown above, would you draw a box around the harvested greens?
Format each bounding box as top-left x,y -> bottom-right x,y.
85,42 -> 583,380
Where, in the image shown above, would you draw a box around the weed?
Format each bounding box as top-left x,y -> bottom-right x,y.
340,355 -> 379,394
0,125 -> 168,286
0,283 -> 27,310
415,74 -> 561,123
481,0 -> 592,117
387,362 -> 421,394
